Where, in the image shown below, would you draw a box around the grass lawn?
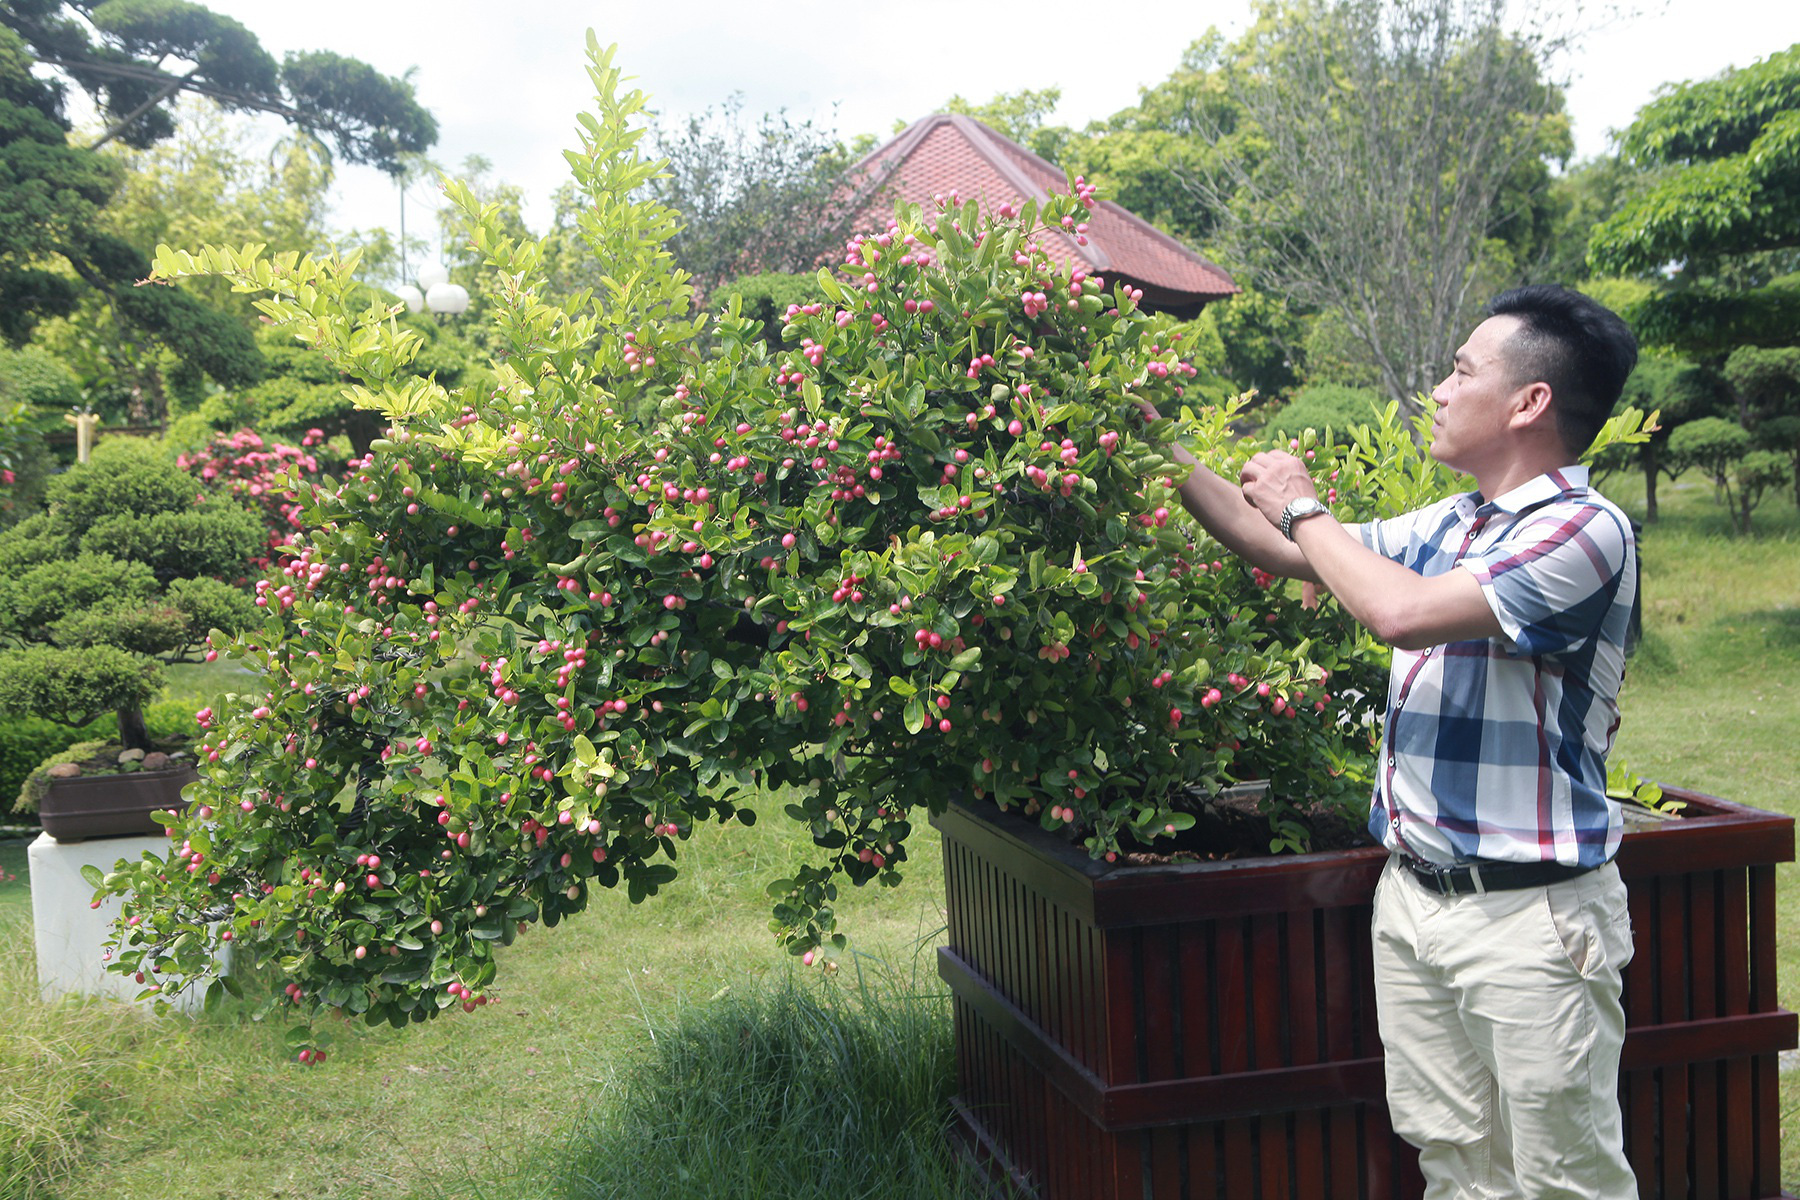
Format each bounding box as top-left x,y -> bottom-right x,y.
3,476 -> 1796,1198
1,800 -> 954,1200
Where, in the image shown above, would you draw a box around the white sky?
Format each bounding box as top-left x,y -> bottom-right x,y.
185,0 -> 1800,264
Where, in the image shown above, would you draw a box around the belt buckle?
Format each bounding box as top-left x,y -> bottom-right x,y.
1460,862 -> 1486,896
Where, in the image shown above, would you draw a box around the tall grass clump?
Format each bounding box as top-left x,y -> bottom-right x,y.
548,960 -> 997,1200
0,913 -> 165,1200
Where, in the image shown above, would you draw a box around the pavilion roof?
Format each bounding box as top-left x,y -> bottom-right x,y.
842,113 -> 1237,315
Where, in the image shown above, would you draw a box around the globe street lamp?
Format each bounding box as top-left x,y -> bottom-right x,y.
395,263 -> 468,317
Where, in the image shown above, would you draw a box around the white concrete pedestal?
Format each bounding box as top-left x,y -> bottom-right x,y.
28,832 -> 223,1013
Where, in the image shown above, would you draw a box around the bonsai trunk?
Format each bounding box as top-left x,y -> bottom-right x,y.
116,705 -> 152,753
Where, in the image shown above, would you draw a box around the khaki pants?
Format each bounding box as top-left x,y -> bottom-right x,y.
1371,857 -> 1638,1199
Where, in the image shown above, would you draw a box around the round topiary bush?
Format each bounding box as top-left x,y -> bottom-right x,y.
1261,382 -> 1385,446
0,438 -> 263,779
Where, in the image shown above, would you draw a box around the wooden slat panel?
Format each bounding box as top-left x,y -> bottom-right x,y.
1365,1107 -> 1395,1200
1086,921 -> 1106,1087
1653,876 -> 1687,1199
1658,873 -> 1688,1025
1724,1053 -> 1751,1200
1721,865 -> 1751,1015
1288,910 -> 1321,1064
1660,1065 -> 1688,1200
1103,929 -> 1141,1086
1623,1066 -> 1657,1195
1754,1052 -> 1780,1200
1146,1126 -> 1181,1199
1141,925 -> 1179,1084
1691,871 -> 1720,1200
1221,1116 -> 1255,1200
1320,905 -> 1359,1060
1248,923 -> 1284,1075
1324,1105 -> 1360,1199
1750,864 -> 1778,1012
1258,1112 -> 1291,1200
1216,919 -> 1250,1075
1187,1122 -> 1219,1200
1178,921 -> 1214,1082
1248,914 -> 1288,1194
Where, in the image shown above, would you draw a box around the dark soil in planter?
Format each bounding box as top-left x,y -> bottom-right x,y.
999,783 -> 1375,866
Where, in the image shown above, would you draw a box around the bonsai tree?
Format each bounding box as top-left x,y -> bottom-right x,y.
0,438 -> 263,759
91,41 -> 1652,1036
1666,416 -> 1789,535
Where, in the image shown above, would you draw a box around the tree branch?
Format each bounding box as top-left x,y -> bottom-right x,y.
88,66 -> 199,150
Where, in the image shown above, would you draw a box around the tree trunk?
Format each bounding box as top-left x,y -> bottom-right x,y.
1642,445 -> 1659,523
116,705 -> 152,752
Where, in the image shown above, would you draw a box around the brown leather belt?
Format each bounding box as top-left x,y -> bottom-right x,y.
1399,855 -> 1599,896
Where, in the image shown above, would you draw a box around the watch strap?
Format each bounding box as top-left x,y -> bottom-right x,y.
1280,498 -> 1329,541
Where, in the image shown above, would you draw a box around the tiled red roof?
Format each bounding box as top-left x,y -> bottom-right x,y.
842,113 -> 1237,313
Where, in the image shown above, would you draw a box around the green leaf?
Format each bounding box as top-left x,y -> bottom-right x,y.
903,694 -> 926,734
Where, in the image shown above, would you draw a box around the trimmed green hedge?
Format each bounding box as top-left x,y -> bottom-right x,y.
1262,383 -> 1386,446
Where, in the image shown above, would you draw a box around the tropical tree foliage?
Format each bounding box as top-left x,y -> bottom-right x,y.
1588,44 -> 1800,356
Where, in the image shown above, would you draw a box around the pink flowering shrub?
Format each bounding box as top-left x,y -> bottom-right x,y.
88,43 -> 1649,1046
179,428 -> 334,569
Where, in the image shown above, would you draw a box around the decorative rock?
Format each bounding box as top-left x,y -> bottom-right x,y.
118,748 -> 146,764
141,751 -> 171,771
47,762 -> 82,779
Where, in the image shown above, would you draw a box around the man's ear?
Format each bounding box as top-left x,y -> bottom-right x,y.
1510,381 -> 1556,433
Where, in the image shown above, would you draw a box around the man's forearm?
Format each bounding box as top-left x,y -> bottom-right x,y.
1160,439 -> 1319,580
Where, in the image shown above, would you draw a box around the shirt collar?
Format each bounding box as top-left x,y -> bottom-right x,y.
1466,465 -> 1589,516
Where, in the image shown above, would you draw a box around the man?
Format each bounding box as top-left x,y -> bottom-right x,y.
1144,285 -> 1640,1198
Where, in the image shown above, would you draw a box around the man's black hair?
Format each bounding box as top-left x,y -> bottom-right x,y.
1485,285 -> 1638,457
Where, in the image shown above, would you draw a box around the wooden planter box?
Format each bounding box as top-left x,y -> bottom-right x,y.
934,786 -> 1797,1199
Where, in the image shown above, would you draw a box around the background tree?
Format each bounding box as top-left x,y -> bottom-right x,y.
0,0 -> 435,165
1664,416 -> 1790,534
620,96 -> 866,302
0,1 -> 436,421
1594,354 -> 1733,521
1173,0 -> 1573,416
29,99 -> 342,422
1724,345 -> 1800,507
1587,44 -> 1800,357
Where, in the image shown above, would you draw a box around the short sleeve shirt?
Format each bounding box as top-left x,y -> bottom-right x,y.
1351,466 -> 1636,867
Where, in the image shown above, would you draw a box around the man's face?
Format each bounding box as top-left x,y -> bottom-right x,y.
1429,314 -> 1528,474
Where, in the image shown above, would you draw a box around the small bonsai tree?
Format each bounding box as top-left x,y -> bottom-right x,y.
91,41 -> 1653,1034
1666,416 -> 1789,534
0,437 -> 263,757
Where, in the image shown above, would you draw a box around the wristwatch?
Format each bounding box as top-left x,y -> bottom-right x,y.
1279,497 -> 1331,541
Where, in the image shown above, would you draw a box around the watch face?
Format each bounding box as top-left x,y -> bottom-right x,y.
1282,498 -> 1327,540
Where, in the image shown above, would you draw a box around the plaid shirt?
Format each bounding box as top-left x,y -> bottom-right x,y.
1352,466 -> 1636,867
